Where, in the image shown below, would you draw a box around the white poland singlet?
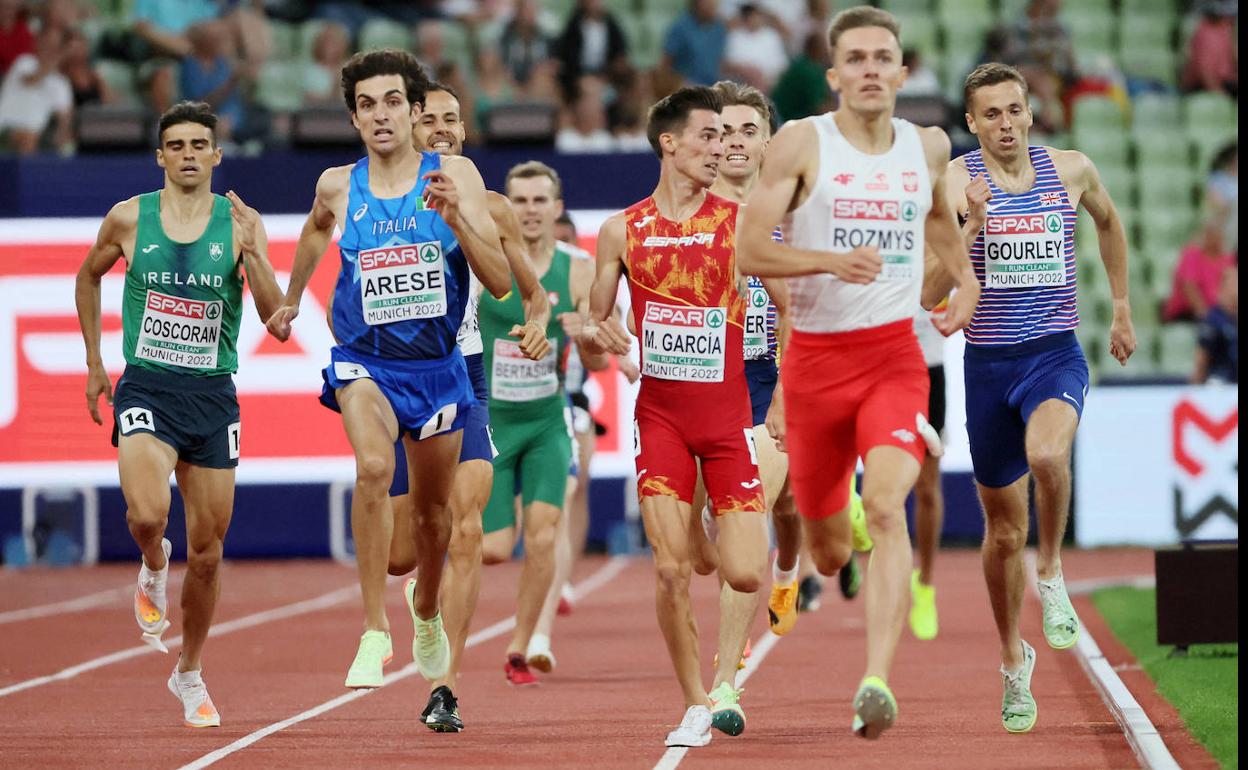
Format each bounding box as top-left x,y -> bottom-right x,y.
785,114 -> 931,333
455,272 -> 483,356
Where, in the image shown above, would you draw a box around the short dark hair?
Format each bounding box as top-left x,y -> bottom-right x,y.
506,160 -> 563,200
826,6 -> 900,59
340,49 -> 432,114
963,62 -> 1030,110
711,80 -> 776,135
426,80 -> 461,104
157,101 -> 217,146
645,86 -> 723,159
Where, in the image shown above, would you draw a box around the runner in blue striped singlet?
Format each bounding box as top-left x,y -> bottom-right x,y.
265,50 -> 513,704
943,63 -> 1137,735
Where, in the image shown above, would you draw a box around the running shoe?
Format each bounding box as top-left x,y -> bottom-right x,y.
701,504 -> 719,545
504,652 -> 538,686
136,538 -> 173,651
405,578 -> 451,681
1038,573 -> 1080,650
422,685 -> 464,733
798,574 -> 824,611
916,412 -> 944,458
851,676 -> 897,740
838,554 -> 862,600
664,705 -> 713,748
1001,640 -> 1038,733
849,482 -> 872,553
557,582 -> 575,616
526,633 -> 557,673
344,629 -> 393,689
768,579 -> 799,635
167,667 -> 221,728
909,570 -> 938,640
708,681 -> 746,736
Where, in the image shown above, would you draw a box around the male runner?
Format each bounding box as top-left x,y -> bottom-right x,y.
392,83 -> 551,731
910,300 -> 946,640
76,101 -> 282,727
949,63 -> 1135,733
737,6 -> 980,739
265,50 -> 511,701
581,86 -> 769,749
479,161 -> 607,684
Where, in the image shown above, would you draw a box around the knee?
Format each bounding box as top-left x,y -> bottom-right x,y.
1027,445 -> 1069,484
654,559 -> 691,595
812,539 -> 851,576
721,564 -> 763,594
126,508 -> 166,539
525,521 -> 557,557
354,452 -> 392,491
862,493 -> 907,538
985,518 -> 1028,554
481,533 -> 511,565
450,516 -> 483,556
186,541 -> 223,580
915,484 -> 941,513
387,556 -> 417,575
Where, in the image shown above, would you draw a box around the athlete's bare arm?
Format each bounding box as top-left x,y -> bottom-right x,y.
580,212 -> 631,356
486,190 -> 551,361
76,197 -> 139,425
266,165 -> 350,342
567,256 -> 610,371
225,191 -> 282,324
920,127 -> 979,334
1053,148 -> 1135,365
428,155 -> 510,299
738,119 -> 881,282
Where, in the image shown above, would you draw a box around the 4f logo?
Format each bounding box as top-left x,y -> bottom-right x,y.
833,173 -> 854,186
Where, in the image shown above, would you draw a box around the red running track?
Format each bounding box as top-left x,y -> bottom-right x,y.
0,549 -> 1217,769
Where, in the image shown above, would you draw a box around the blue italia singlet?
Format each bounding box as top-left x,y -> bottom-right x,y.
331,152 -> 471,360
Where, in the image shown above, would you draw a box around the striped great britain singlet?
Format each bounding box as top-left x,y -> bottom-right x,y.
963,145 -> 1078,346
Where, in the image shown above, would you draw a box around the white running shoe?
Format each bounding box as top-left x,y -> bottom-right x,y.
916,413 -> 944,458
665,705 -> 713,748
136,538 -> 172,652
167,668 -> 221,728
405,578 -> 450,681
700,505 -> 719,545
526,633 -> 557,673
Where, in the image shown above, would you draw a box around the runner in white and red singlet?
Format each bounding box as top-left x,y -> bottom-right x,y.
737,6 -> 980,739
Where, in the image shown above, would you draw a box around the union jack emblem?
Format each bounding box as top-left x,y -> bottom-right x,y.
1040,192 -> 1063,207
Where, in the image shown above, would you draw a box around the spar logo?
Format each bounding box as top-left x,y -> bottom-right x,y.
985,213 -> 1059,236
419,243 -> 441,263
644,304 -> 720,327
750,289 -> 768,308
359,245 -> 423,270
147,292 -> 207,318
1171,400 -> 1238,537
832,199 -> 899,220
205,302 -> 222,320
901,201 -> 918,222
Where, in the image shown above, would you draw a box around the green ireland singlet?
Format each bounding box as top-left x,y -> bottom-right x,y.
479,246 -> 576,416
122,191 -> 242,376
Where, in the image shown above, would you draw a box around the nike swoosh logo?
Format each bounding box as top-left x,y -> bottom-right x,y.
142,244 -> 159,253
1062,391 -> 1079,405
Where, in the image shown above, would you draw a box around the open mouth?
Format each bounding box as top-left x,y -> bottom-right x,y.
374,128 -> 394,140
726,153 -> 748,163
431,139 -> 453,152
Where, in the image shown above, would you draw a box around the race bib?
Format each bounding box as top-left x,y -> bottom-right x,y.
491,338 -> 559,401
830,198 -> 922,282
135,290 -> 222,369
743,278 -> 771,359
640,302 -> 726,382
358,241 -> 447,325
983,212 -> 1067,288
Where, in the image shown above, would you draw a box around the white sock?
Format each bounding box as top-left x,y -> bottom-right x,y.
175,668 -> 202,686
772,556 -> 799,586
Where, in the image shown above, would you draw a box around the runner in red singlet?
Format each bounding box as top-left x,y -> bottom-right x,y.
580,86 -> 768,750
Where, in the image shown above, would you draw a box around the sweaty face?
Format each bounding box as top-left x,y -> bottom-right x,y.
412,89 -> 465,155
667,109 -> 724,188
719,104 -> 769,183
827,26 -> 906,115
507,175 -> 563,243
966,81 -> 1032,160
351,74 -> 418,154
156,122 -> 220,186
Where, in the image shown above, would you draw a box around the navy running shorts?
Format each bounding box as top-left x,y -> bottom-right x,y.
111,365 -> 240,469
964,332 -> 1089,488
745,357 -> 778,427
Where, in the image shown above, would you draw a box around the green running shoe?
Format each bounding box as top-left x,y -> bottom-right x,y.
851,676 -> 897,739
405,578 -> 451,681
909,570 -> 938,640
1037,573 -> 1079,650
839,553 -> 862,600
344,629 -> 393,689
849,480 -> 873,553
1001,640 -> 1038,733
708,681 -> 746,736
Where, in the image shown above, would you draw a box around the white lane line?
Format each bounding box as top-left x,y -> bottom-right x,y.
1025,552 -> 1180,770
1066,574 -> 1155,596
0,585 -> 129,625
178,556 -> 632,770
653,629 -> 784,770
0,584 -> 359,698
